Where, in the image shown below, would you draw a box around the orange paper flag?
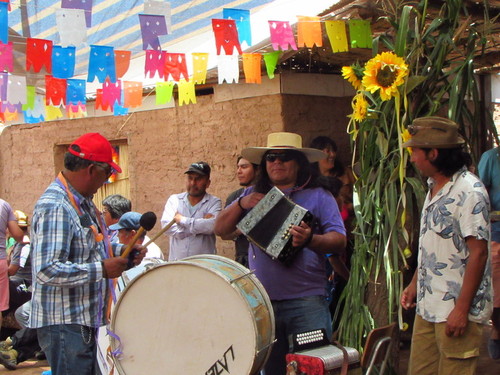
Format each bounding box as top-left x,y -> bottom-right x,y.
325,20 -> 348,53
192,53 -> 209,84
242,53 -> 262,84
114,50 -> 131,79
297,16 -> 322,48
123,81 -> 142,108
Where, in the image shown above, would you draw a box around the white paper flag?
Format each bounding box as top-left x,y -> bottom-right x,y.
7,75 -> 27,105
217,55 -> 239,84
56,8 -> 87,47
144,1 -> 172,34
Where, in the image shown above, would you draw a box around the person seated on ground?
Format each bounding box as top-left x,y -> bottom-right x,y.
0,318 -> 43,371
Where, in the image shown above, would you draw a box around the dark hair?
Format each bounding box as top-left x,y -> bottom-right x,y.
254,150 -> 318,194
423,147 -> 472,177
237,155 -> 258,170
102,194 -> 132,219
309,136 -> 346,177
64,145 -> 94,171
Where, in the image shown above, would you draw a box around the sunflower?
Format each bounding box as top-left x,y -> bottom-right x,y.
350,93 -> 369,122
402,128 -> 412,154
362,52 -> 408,101
342,62 -> 364,90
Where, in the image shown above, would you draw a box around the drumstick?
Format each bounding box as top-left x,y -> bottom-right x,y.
121,211 -> 157,259
142,218 -> 175,248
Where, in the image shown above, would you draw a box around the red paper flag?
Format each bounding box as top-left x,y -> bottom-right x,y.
95,89 -> 112,112
212,19 -> 242,55
164,53 -> 188,82
45,76 -> 67,106
114,50 -> 131,79
26,38 -> 53,73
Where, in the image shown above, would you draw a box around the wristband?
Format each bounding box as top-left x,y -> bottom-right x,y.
237,197 -> 244,210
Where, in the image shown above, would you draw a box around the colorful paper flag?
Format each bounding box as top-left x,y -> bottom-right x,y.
242,53 -> 262,84
212,19 -> 242,55
45,105 -> 64,121
61,0 -> 93,27
145,50 -> 165,79
223,9 -> 251,48
67,79 -> 86,105
297,16 -> 322,48
144,0 -> 171,34
95,89 -> 112,112
115,50 -> 131,79
164,53 -> 188,82
45,76 -> 67,106
52,45 -> 76,79
56,8 -> 87,47
0,41 -> 13,72
102,79 -> 121,108
0,72 -> 7,101
22,86 -> 36,111
123,81 -> 142,108
177,79 -> 196,106
26,38 -> 53,73
325,20 -> 348,53
263,51 -> 281,79
192,53 -> 209,84
7,75 -> 27,105
269,21 -> 297,51
155,81 -> 174,105
0,2 -> 7,44
88,45 -> 116,83
348,19 -> 372,49
217,55 -> 239,84
139,14 -> 167,51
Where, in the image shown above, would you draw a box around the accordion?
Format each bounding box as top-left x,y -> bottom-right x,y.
236,186 -> 313,265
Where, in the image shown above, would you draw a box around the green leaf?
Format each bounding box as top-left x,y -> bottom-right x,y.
404,75 -> 426,94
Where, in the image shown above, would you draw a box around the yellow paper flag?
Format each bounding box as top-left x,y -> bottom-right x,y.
325,20 -> 348,53
177,79 -> 196,106
192,53 -> 209,84
45,105 -> 63,120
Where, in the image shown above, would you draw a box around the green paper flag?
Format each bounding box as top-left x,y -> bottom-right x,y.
156,81 -> 175,105
22,86 -> 36,111
263,51 -> 281,79
348,19 -> 372,49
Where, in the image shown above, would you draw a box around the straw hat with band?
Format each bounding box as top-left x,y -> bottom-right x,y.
14,210 -> 28,227
402,116 -> 465,149
241,132 -> 326,164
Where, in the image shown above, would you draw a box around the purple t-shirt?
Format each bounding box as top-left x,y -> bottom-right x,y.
241,186 -> 346,300
0,199 -> 16,259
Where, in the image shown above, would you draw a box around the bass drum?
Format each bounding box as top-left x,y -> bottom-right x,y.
110,254 -> 275,375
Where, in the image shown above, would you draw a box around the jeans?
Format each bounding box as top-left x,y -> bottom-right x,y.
38,324 -> 101,375
263,295 -> 332,375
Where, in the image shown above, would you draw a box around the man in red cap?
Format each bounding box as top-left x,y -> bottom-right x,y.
30,133 -> 145,375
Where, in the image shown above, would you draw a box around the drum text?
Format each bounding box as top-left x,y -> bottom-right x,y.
205,345 -> 235,375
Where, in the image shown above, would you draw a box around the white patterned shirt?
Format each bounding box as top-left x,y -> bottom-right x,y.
416,167 -> 492,324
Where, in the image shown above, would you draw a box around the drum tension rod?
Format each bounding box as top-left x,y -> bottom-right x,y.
229,270 -> 255,284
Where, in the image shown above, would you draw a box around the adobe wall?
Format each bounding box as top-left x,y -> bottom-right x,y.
0,92 -> 352,258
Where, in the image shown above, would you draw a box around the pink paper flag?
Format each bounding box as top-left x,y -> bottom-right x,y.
0,41 -> 13,72
145,50 -> 165,79
102,79 -> 121,107
268,21 -> 297,51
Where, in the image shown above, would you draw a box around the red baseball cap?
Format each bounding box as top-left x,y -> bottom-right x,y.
68,133 -> 122,173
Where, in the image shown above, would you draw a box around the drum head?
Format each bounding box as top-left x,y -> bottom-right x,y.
111,262 -> 261,374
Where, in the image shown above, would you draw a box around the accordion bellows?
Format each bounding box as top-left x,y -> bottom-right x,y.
237,186 -> 313,265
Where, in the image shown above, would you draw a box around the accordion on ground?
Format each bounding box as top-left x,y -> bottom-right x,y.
237,186 -> 313,265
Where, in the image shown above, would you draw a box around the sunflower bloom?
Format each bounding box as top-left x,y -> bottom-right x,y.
362,52 -> 408,101
402,128 -> 412,154
351,93 -> 368,122
342,65 -> 363,90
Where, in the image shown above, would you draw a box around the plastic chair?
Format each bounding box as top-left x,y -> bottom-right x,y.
360,323 -> 396,375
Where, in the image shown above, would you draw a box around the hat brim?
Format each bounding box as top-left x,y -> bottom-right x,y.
402,137 -> 465,149
110,162 -> 122,174
241,147 -> 327,164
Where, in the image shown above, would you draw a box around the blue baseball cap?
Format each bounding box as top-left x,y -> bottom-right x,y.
109,211 -> 141,230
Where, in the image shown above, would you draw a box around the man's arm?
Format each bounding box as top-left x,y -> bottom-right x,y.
214,192 -> 264,237
445,236 -> 489,337
176,197 -> 222,235
401,270 -> 418,310
7,220 -> 23,243
289,222 -> 346,255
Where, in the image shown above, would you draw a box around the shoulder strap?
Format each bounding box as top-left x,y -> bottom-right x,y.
331,340 -> 349,375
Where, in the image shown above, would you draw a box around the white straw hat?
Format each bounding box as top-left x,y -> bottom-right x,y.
241,132 -> 327,164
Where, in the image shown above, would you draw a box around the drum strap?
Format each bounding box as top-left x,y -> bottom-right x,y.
331,340 -> 349,375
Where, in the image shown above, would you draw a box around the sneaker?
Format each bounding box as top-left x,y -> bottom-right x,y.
0,348 -> 17,370
0,337 -> 12,351
488,338 -> 500,360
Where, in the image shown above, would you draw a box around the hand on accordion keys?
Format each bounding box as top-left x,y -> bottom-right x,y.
289,221 -> 313,248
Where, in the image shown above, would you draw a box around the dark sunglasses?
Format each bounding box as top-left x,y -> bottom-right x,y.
93,162 -> 114,178
265,152 -> 295,163
408,125 -> 447,136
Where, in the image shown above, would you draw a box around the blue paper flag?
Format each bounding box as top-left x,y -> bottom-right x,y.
52,46 -> 76,79
61,0 -> 92,27
223,9 -> 251,47
0,2 -> 7,44
67,79 -> 86,105
88,45 -> 116,83
113,103 -> 128,116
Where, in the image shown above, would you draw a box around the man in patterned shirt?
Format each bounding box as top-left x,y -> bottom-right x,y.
401,117 -> 492,375
30,133 -> 146,375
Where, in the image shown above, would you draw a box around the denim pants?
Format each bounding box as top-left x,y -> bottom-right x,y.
263,295 -> 332,375
38,324 -> 101,375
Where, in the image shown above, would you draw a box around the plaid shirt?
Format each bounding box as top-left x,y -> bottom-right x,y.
30,179 -> 120,328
